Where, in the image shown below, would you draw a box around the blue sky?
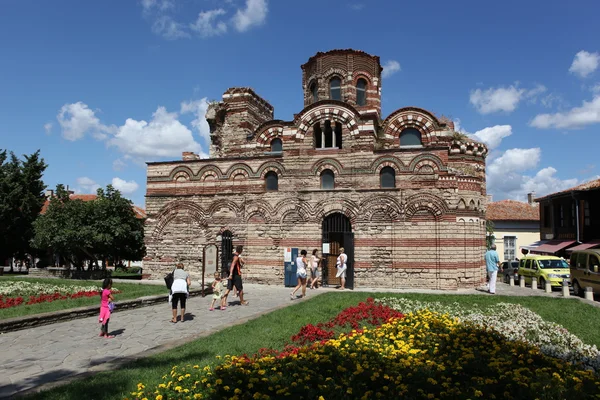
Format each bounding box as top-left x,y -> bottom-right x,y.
1,0 -> 600,207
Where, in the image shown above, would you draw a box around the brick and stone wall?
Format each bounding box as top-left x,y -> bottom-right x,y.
144,49 -> 489,290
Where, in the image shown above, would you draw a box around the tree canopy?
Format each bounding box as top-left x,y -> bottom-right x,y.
0,149 -> 47,263
33,184 -> 146,268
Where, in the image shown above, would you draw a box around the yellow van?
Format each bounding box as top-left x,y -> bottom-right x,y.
517,255 -> 570,289
569,249 -> 600,296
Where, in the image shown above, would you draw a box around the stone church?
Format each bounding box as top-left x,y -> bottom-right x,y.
143,49 -> 488,290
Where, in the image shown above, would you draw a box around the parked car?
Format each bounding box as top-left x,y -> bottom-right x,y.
517,255 -> 570,289
570,249 -> 600,297
501,261 -> 519,283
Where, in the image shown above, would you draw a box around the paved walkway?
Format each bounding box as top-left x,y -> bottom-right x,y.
0,280 -> 594,398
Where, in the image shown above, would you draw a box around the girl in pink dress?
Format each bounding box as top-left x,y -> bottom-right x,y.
99,278 -> 115,338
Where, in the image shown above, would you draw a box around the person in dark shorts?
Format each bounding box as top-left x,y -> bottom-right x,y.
221,245 -> 248,308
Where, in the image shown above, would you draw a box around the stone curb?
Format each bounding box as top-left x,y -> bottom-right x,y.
0,288 -> 212,334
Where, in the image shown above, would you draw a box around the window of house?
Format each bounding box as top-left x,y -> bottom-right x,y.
560,205 -> 564,227
571,202 -> 576,227
543,205 -> 551,228
320,169 -> 335,190
399,128 -> 423,147
503,236 -> 516,261
329,77 -> 341,101
310,82 -> 318,103
356,78 -> 367,106
380,166 -> 395,188
265,171 -> 278,191
314,121 -> 342,149
585,200 -> 591,226
270,138 -> 282,153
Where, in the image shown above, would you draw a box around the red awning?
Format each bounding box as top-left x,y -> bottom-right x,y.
566,240 -> 600,252
532,240 -> 576,254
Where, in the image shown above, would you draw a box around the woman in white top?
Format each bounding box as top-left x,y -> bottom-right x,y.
290,249 -> 308,299
335,247 -> 347,290
309,249 -> 321,289
171,263 -> 192,323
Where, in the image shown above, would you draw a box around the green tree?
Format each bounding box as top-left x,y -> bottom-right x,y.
92,185 -> 146,268
33,184 -> 146,269
0,149 -> 47,266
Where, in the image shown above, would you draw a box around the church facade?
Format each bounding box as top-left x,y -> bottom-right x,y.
143,49 -> 488,290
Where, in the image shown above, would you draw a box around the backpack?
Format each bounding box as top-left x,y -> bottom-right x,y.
164,270 -> 175,289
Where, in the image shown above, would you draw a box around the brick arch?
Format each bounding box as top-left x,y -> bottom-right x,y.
197,165 -> 224,180
313,198 -> 360,225
295,102 -> 361,140
457,198 -> 467,210
381,107 -> 442,145
359,194 -> 402,221
311,158 -> 344,176
207,199 -> 242,218
224,163 -> 254,179
408,154 -> 446,173
370,155 -> 406,174
151,200 -> 207,239
352,72 -> 374,86
245,200 -> 275,224
322,68 -> 346,82
404,193 -> 448,221
168,166 -> 194,181
274,199 -> 313,224
256,161 -> 285,179
255,123 -> 285,149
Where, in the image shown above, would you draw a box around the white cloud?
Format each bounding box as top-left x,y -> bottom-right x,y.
381,60 -> 401,78
569,50 -> 600,78
57,102 -> 115,141
141,0 -> 173,12
592,83 -> 600,94
44,122 -> 53,135
111,177 -> 139,194
112,159 -> 127,171
470,84 -> 547,114
190,9 -> 228,37
470,85 -> 525,114
471,125 -> 512,150
108,106 -> 204,160
180,98 -> 211,143
232,0 -> 268,32
76,176 -> 100,194
152,15 -> 190,39
529,95 -> 600,129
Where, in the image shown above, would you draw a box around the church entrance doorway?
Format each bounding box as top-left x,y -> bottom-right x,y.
321,213 -> 354,289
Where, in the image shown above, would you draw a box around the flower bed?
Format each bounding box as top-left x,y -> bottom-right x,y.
0,281 -> 119,309
375,297 -> 600,372
131,299 -> 600,400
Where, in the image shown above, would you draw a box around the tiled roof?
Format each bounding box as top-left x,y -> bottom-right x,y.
536,177 -> 600,201
41,194 -> 146,219
486,200 -> 540,221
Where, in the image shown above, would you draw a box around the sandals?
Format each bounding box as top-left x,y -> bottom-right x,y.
241,301 -> 249,306
170,319 -> 177,323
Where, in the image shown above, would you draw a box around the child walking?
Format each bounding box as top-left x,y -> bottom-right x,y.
99,278 -> 115,338
209,272 -> 224,311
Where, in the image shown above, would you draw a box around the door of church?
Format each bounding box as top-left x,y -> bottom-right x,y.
321,213 -> 354,289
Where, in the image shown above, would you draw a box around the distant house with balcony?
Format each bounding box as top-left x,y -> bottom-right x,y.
533,178 -> 600,256
486,194 -> 540,262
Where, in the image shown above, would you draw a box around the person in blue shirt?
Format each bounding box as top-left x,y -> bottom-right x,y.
485,245 -> 502,294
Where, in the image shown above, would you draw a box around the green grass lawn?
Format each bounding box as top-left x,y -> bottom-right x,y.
26,291 -> 600,400
0,277 -> 167,320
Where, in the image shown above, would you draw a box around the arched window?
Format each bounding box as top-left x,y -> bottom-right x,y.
356,78 -> 367,106
310,82 -> 318,103
399,128 -> 423,147
320,169 -> 335,190
329,77 -> 341,101
270,138 -> 282,152
314,121 -> 342,149
265,171 -> 278,191
380,166 -> 395,188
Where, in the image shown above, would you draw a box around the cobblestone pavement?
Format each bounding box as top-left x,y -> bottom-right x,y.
0,280 -> 595,398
